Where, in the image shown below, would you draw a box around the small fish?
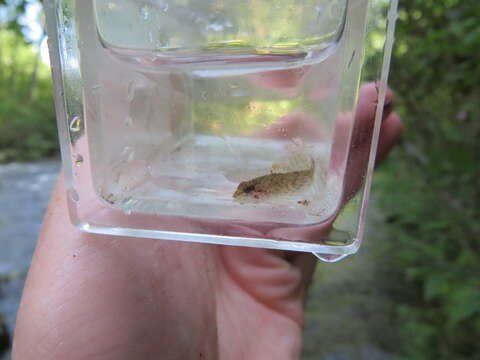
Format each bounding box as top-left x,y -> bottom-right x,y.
233,156 -> 315,202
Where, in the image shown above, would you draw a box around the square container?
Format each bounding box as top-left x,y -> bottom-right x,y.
45,0 -> 398,261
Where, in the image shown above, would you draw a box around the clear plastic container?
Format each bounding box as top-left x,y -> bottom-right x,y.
44,0 -> 398,262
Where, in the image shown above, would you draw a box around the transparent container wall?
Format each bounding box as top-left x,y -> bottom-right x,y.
45,0 -> 397,260
94,0 -> 348,57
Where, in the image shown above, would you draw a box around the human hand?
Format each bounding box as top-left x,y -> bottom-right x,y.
13,83 -> 402,360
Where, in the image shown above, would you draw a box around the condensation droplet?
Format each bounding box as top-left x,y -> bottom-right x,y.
69,116 -> 82,133
201,91 -> 208,101
127,151 -> 135,162
120,146 -> 135,162
139,4 -> 150,20
68,188 -> 80,202
162,2 -> 169,12
124,116 -> 134,127
74,154 -> 84,167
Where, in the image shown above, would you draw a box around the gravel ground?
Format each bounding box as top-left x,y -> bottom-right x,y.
0,161 -> 61,360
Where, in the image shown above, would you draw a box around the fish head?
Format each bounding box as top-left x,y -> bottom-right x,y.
233,181 -> 257,200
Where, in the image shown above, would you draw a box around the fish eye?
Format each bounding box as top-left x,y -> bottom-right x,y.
244,185 -> 255,193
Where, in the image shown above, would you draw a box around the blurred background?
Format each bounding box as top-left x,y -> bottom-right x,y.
0,0 -> 479,359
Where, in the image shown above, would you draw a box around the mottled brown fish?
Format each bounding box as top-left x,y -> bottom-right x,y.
233,157 -> 315,202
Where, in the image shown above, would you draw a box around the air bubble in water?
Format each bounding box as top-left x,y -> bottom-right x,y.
124,116 -> 134,127
162,2 -> 169,12
69,116 -> 82,133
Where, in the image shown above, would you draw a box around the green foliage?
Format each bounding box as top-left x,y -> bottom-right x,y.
374,0 -> 480,358
0,28 -> 57,162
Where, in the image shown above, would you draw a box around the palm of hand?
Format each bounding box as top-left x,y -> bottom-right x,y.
15,195 -> 312,359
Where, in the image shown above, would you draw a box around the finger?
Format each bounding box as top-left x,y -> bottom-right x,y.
288,252 -> 317,294
351,83 -> 394,148
375,112 -> 403,166
260,84 -> 400,286
277,110 -> 401,301
338,83 -> 400,201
